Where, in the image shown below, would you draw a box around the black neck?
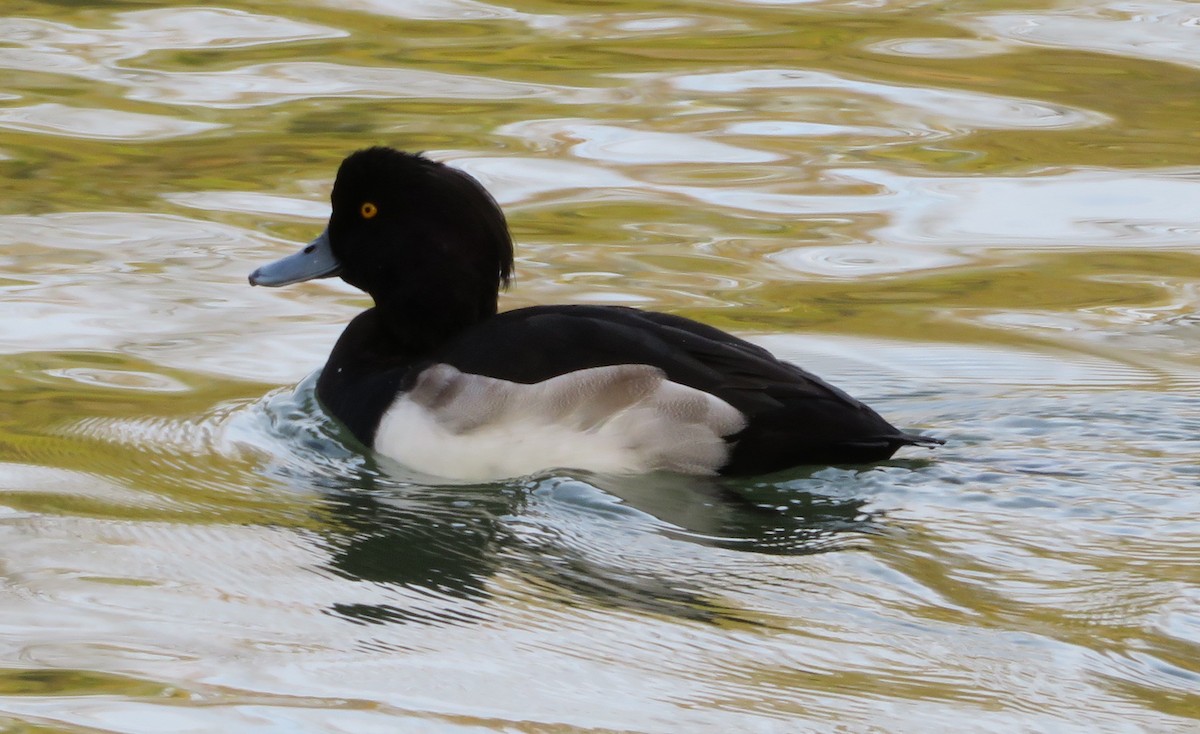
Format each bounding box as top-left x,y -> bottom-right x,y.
315,308 -> 431,445
371,289 -> 493,352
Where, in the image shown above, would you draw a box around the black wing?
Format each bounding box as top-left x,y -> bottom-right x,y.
432,305 -> 938,474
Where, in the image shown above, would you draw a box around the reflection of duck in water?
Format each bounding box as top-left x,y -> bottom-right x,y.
307,461 -> 874,626
250,147 -> 941,481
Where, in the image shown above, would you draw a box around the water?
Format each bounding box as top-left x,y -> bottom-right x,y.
1,0 -> 1198,731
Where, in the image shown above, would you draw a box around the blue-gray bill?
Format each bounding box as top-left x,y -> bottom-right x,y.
248,228 -> 342,287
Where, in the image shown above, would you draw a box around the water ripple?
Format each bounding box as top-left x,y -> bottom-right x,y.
0,103 -> 221,141
847,168 -> 1200,249
318,0 -> 530,22
754,334 -> 1162,389
662,68 -> 1109,131
868,37 -> 1012,59
967,0 -> 1200,70
771,243 -> 969,278
499,119 -> 782,164
0,211 -> 351,382
126,62 -> 615,109
0,9 -> 343,66
668,168 -> 1200,252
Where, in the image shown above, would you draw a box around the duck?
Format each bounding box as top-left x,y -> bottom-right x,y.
249,147 -> 942,480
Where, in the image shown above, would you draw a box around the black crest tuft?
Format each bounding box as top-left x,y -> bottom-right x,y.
325,147 -> 515,345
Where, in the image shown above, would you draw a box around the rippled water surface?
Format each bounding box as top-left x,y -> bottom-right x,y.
2,0 -> 1199,731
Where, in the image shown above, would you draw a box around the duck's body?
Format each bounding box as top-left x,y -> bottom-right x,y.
250,147 -> 940,480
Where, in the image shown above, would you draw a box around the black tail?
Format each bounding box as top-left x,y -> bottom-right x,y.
890,432 -> 945,450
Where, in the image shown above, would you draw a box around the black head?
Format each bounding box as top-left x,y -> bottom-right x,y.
329,148 -> 513,322
251,147 -> 514,346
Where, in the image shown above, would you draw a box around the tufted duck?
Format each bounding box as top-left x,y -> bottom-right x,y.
249,147 -> 941,479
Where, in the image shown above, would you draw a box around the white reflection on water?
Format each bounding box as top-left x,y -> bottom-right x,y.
722,119 -> 908,138
663,68 -> 1109,131
770,243 -> 970,277
842,168 -> 1200,249
498,120 -> 782,164
126,61 -> 613,109
323,0 -> 742,38
671,168 -> 1200,252
0,10 -> 614,111
0,212 -> 350,382
45,367 -> 190,393
164,192 -> 330,220
318,0 -> 531,22
756,334 -> 1161,389
1,8 -> 343,58
0,103 -> 222,141
0,464 -> 174,509
448,155 -> 640,205
868,37 -> 1012,59
0,9 -> 343,85
967,0 -> 1200,70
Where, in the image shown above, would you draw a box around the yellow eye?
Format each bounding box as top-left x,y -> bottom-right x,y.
360,201 -> 378,219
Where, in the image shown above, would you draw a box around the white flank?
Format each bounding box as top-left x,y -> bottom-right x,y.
373,364 -> 747,481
